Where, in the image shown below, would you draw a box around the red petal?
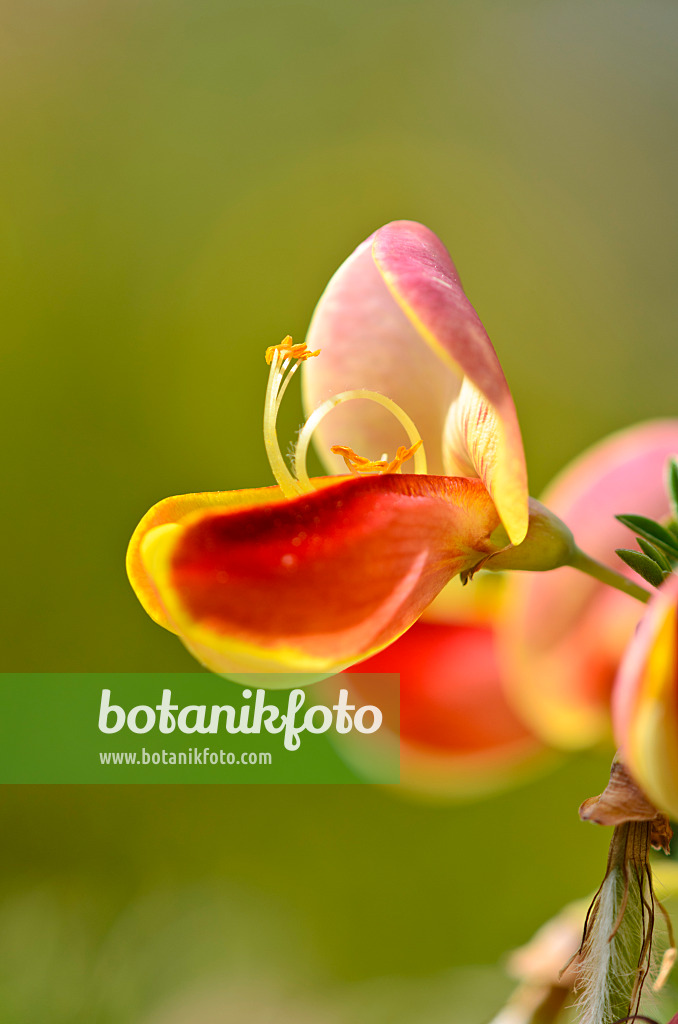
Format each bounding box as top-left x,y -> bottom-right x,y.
126,485 -> 286,632
139,474 -> 500,674
345,620 -> 545,799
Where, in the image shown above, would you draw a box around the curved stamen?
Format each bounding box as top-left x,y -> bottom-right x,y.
275,357 -> 301,414
294,389 -> 428,492
263,348 -> 303,498
263,341 -> 427,498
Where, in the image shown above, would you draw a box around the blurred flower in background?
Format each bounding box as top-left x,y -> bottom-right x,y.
501,421 -> 678,750
342,576 -> 549,801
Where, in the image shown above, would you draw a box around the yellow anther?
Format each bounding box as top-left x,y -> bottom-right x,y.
331,446 -> 386,474
330,440 -> 422,476
265,336 -> 320,365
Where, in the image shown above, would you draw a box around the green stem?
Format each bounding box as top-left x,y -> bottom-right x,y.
571,548 -> 651,604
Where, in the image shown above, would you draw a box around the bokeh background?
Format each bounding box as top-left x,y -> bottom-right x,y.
2,1 -> 678,1020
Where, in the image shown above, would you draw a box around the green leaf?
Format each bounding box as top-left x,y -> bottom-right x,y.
637,536 -> 674,572
616,548 -> 667,587
667,457 -> 678,519
616,514 -> 678,557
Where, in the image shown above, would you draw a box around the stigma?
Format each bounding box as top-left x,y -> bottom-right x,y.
263,337 -> 428,499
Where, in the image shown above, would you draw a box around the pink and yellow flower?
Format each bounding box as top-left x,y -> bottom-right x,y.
127,221 -> 530,679
613,571 -> 678,819
500,420 -> 678,749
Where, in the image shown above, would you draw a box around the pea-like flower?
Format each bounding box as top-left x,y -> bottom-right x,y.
127,221 -> 549,679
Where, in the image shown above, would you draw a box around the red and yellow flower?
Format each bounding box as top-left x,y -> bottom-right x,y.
127,220 -> 531,679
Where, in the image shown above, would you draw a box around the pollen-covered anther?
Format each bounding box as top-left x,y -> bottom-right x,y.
330,440 -> 423,476
265,335 -> 320,365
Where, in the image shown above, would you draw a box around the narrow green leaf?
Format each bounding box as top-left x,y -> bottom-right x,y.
616,514 -> 678,556
616,548 -> 666,587
667,457 -> 678,519
637,536 -> 674,572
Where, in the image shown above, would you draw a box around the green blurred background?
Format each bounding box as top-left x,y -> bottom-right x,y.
2,1 -> 678,1020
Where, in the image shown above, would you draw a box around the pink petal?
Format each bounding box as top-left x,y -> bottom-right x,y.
374,221 -> 528,544
303,221 -> 527,544
303,232 -> 462,476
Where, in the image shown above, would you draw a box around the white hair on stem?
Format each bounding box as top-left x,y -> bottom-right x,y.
572,822 -> 673,1024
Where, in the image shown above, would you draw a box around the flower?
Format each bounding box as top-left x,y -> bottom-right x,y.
500,420 -> 678,749
127,220 -> 531,679
613,571 -> 678,820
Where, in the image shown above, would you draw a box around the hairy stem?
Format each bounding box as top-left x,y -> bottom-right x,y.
575,822 -> 653,1024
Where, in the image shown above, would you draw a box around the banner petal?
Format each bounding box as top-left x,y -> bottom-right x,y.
303,233 -> 462,476
373,221 -> 528,543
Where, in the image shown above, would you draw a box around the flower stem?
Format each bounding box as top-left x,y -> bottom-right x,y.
571,549 -> 651,604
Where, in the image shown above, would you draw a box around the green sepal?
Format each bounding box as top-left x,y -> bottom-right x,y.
615,548 -> 667,588
637,536 -> 674,572
616,513 -> 678,557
